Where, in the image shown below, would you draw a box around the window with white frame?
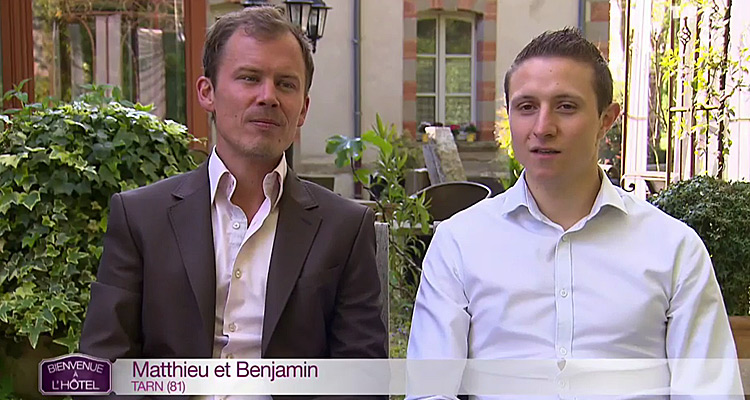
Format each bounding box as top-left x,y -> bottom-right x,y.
416,14 -> 474,126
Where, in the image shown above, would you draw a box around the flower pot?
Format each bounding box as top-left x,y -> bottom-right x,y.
466,133 -> 476,142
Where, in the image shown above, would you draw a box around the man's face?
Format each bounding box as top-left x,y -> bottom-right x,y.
507,56 -> 619,188
197,30 -> 309,164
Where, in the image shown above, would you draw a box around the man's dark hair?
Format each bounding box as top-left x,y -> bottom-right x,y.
202,6 -> 314,95
503,27 -> 613,114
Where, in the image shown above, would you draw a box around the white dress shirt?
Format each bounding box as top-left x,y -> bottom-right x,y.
408,172 -> 742,399
204,149 -> 286,400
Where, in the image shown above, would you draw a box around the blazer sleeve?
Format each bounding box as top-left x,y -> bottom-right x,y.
78,193 -> 150,400
327,206 -> 387,358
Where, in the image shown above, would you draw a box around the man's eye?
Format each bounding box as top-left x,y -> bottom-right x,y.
517,103 -> 535,112
279,81 -> 297,90
559,103 -> 577,111
241,76 -> 259,82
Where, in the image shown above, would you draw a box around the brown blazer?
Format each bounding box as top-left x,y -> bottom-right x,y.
79,162 -> 387,396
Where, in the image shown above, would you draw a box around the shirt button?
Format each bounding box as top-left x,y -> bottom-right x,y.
560,288 -> 568,298
561,235 -> 568,242
228,323 -> 237,332
234,269 -> 242,279
559,347 -> 568,355
226,354 -> 234,359
232,222 -> 241,229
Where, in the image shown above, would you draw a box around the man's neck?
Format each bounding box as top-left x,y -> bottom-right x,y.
217,149 -> 280,223
525,168 -> 602,231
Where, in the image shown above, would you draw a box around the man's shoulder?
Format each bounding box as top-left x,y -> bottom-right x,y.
620,190 -> 693,230
431,194 -> 503,236
610,189 -> 705,250
118,167 -> 204,203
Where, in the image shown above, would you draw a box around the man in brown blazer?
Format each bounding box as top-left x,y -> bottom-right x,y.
79,5 -> 386,390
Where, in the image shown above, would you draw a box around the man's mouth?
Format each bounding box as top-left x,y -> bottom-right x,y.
250,119 -> 281,126
531,148 -> 561,154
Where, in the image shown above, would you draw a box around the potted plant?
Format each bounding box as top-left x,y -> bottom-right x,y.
0,83 -> 198,398
450,124 -> 464,141
462,123 -> 478,142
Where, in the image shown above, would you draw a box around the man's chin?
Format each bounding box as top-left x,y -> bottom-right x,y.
237,143 -> 287,161
523,170 -> 565,186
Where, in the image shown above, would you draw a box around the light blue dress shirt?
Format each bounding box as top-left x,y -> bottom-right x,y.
407,173 -> 742,399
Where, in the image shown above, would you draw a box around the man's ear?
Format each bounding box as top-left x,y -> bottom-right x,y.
296,96 -> 311,127
598,102 -> 621,140
196,76 -> 215,113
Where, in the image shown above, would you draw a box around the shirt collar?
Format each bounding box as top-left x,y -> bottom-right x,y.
208,147 -> 287,210
499,168 -> 628,219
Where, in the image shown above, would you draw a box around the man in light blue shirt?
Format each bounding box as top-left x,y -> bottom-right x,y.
407,28 -> 742,399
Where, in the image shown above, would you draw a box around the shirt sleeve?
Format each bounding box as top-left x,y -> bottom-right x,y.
666,229 -> 744,398
407,222 -> 470,400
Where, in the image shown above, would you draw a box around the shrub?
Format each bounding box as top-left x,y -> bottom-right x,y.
0,84 -> 198,351
649,175 -> 750,316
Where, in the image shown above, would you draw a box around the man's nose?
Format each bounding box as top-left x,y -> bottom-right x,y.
257,79 -> 280,107
532,106 -> 557,138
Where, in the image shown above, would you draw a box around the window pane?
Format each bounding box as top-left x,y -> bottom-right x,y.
417,96 -> 436,124
417,19 -> 436,54
445,19 -> 472,54
417,57 -> 436,93
445,96 -> 471,125
445,58 -> 471,93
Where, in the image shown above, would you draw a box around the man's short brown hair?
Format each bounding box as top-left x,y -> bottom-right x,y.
504,27 -> 613,114
202,6 -> 314,95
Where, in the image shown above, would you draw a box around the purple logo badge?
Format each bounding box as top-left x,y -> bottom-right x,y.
39,353 -> 112,396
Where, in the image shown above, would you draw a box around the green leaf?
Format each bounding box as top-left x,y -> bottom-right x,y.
41,307 -> 56,325
353,168 -> 371,186
53,333 -> 79,353
46,297 -> 72,313
0,302 -> 10,323
45,245 -> 61,258
42,215 -> 55,228
325,135 -> 347,154
0,189 -> 19,214
0,154 -> 21,168
23,319 -> 48,349
140,160 -> 157,178
335,152 -> 350,168
376,113 -> 386,137
63,118 -> 88,130
66,250 -> 87,264
362,130 -> 393,158
14,281 -> 36,297
112,128 -> 137,147
18,191 -> 41,211
21,232 -> 40,249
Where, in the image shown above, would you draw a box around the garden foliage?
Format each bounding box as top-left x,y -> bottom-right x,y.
326,114 -> 431,357
0,83 -> 197,351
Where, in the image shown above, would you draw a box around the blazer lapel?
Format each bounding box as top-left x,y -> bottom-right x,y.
168,162 -> 216,354
262,172 -> 321,354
